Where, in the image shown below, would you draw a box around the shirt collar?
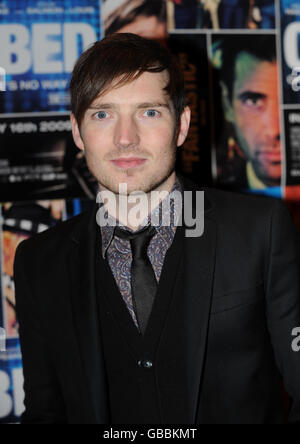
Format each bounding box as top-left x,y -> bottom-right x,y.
98,175 -> 183,259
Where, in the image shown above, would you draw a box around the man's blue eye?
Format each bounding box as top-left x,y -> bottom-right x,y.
96,111 -> 108,119
144,109 -> 158,117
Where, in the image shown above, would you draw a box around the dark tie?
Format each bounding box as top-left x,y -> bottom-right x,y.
114,224 -> 158,335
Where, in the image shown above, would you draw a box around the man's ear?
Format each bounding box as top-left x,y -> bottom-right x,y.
176,106 -> 191,147
70,113 -> 84,151
220,81 -> 234,123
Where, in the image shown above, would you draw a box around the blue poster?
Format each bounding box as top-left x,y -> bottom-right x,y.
0,0 -> 101,114
0,349 -> 24,423
281,0 -> 300,104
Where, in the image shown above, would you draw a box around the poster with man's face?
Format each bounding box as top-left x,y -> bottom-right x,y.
102,0 -> 167,39
211,34 -> 283,196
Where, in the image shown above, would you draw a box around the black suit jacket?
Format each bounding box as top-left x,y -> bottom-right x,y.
14,176 -> 300,424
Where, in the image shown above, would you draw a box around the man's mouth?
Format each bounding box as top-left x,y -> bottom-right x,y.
111,158 -> 147,169
257,151 -> 282,163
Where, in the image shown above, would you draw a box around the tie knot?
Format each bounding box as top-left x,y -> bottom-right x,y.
114,224 -> 156,259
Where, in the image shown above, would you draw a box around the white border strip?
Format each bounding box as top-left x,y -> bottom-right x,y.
169,29 -> 277,35
206,33 -> 218,183
0,111 -> 71,118
275,0 -> 287,190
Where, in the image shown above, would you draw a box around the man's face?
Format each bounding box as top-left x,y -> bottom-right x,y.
71,71 -> 190,196
230,52 -> 281,187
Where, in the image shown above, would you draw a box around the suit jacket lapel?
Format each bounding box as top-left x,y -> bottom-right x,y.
67,205 -> 109,424
179,175 -> 217,423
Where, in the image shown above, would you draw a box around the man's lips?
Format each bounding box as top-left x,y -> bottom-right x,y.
257,151 -> 282,162
111,158 -> 147,169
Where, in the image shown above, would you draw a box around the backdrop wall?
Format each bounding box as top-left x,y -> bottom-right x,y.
0,0 -> 299,423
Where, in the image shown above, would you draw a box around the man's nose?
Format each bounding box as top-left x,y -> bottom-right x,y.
114,116 -> 140,148
264,101 -> 280,138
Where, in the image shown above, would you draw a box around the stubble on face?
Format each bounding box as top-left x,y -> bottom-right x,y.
80,71 -> 179,197
96,145 -> 177,197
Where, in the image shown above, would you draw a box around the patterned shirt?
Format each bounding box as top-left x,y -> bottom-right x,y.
98,176 -> 183,329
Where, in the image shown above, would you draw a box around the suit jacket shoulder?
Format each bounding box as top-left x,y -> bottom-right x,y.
15,205 -> 97,270
204,186 -> 291,234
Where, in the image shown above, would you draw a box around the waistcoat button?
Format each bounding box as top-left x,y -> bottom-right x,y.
138,359 -> 153,369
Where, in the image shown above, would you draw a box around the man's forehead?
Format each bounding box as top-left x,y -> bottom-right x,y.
234,52 -> 275,78
233,52 -> 276,91
89,70 -> 171,105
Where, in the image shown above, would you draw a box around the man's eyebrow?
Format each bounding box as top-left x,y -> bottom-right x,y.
88,102 -> 171,110
136,102 -> 171,110
89,103 -> 116,110
237,91 -> 266,101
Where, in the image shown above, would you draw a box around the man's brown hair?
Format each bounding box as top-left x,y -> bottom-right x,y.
70,33 -> 186,127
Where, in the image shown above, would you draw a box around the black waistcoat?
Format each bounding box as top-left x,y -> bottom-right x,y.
95,223 -> 191,424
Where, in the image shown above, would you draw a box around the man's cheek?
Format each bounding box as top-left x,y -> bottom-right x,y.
236,108 -> 258,129
232,122 -> 252,159
237,113 -> 259,142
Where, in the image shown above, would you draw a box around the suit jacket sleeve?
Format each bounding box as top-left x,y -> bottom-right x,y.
265,200 -> 300,424
14,240 -> 67,424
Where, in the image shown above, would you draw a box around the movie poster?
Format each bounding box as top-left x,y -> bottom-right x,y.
0,0 -> 100,114
280,0 -> 300,201
281,0 -> 300,105
167,0 -> 276,30
284,109 -> 300,200
169,34 -> 212,185
102,0 -> 167,39
0,350 -> 24,423
0,0 -> 101,202
1,200 -> 64,338
0,115 -> 98,201
210,33 -> 283,197
0,198 -> 65,423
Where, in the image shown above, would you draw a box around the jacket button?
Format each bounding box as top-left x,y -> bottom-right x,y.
138,359 -> 153,369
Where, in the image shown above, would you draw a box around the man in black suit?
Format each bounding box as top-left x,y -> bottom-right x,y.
14,33 -> 300,424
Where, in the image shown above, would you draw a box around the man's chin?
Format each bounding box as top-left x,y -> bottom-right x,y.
257,172 -> 282,188
251,161 -> 281,187
100,175 -> 175,196
99,179 -> 151,196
